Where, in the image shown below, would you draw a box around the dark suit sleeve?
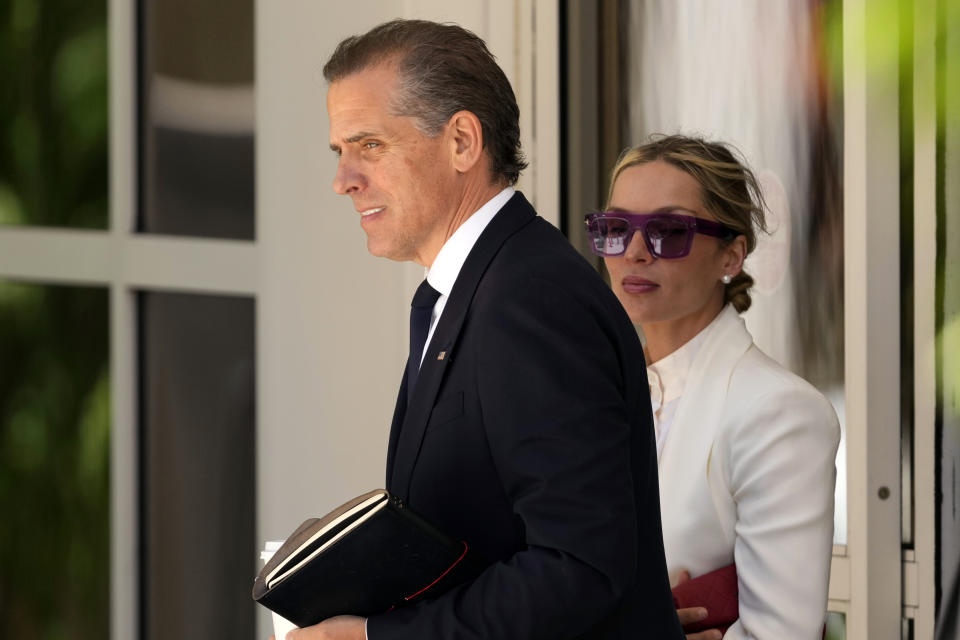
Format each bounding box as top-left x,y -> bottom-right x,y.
368,275 -> 642,639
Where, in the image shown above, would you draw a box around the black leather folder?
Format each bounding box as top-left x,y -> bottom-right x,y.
252,489 -> 481,628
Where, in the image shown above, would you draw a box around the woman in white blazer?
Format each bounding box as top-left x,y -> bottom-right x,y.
585,135 -> 840,640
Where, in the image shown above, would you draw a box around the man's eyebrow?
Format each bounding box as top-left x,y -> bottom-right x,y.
329,131 -> 379,154
346,131 -> 377,143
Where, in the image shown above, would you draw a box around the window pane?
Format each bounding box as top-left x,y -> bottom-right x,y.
140,291 -> 255,639
938,0 -> 960,609
0,281 -> 110,637
0,0 -> 108,228
622,0 -> 847,544
899,0 -> 916,549
825,611 -> 846,640
139,0 -> 255,239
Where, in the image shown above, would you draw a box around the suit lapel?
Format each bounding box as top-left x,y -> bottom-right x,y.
387,192 -> 536,499
384,368 -> 409,489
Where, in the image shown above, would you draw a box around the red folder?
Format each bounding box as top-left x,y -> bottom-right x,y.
671,563 -> 739,634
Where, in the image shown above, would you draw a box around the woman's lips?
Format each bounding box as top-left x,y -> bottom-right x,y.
621,277 -> 659,294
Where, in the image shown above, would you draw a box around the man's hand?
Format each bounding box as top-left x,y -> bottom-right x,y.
281,616 -> 366,640
674,570 -> 723,640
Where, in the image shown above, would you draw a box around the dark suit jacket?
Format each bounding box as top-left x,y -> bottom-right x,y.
367,193 -> 683,639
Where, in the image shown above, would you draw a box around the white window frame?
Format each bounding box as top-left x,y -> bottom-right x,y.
1,1 -> 940,638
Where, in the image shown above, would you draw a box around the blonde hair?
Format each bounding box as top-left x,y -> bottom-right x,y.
607,134 -> 768,313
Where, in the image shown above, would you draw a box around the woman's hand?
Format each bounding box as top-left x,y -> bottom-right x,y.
676,606 -> 722,640
675,570 -> 723,640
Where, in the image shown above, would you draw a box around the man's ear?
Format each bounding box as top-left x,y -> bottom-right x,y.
447,110 -> 484,174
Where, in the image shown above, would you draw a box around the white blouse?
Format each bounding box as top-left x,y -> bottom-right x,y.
645,315 -> 716,459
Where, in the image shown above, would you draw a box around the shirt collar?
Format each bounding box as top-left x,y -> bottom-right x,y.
647,304 -> 730,405
426,187 -> 515,296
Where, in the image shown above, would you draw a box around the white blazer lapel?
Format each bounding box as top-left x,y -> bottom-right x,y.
658,306 -> 753,551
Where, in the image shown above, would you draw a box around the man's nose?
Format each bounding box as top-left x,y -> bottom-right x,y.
623,230 -> 653,263
332,156 -> 364,195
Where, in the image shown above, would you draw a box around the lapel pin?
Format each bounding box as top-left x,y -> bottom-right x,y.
437,351 -> 446,361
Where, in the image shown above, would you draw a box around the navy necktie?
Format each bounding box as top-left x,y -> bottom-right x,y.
407,279 -> 441,403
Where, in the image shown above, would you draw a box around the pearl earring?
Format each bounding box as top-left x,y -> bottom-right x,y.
721,274 -> 732,284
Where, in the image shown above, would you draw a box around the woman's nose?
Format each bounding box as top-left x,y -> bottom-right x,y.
623,230 -> 653,262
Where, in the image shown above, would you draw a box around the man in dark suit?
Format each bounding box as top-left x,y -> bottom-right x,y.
293,19 -> 683,640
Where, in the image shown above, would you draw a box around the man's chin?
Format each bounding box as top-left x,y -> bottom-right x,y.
365,238 -> 405,262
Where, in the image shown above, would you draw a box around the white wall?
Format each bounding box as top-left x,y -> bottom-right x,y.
255,1 -> 557,635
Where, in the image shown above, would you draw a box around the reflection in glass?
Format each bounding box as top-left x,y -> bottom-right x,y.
140,291 -> 255,639
825,611 -> 845,640
938,0 -> 960,610
0,0 -> 108,228
623,0 -> 846,543
900,0 -> 916,549
0,281 -> 109,637
139,0 -> 255,239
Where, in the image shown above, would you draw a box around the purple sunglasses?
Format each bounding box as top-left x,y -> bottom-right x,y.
584,211 -> 737,259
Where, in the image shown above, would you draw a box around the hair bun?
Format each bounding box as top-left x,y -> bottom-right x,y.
725,271 -> 754,313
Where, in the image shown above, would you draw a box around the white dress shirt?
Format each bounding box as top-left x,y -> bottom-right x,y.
419,186 -> 515,365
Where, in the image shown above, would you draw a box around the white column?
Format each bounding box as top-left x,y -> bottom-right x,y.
843,0 -> 903,637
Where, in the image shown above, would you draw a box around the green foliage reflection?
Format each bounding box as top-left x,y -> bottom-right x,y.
0,0 -> 108,227
0,286 -> 110,638
1,0 -> 110,630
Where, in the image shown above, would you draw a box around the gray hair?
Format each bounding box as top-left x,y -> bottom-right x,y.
323,19 -> 527,185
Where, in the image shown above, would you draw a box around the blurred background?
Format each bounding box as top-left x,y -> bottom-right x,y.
0,0 -> 957,639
